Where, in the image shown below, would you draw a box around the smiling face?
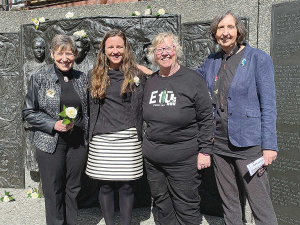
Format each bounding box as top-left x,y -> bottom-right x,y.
105,36 -> 125,70
51,45 -> 77,72
154,36 -> 177,70
215,14 -> 238,53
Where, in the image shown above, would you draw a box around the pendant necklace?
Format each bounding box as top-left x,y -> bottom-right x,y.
63,76 -> 69,83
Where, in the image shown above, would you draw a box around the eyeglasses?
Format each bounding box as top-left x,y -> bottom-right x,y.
154,46 -> 175,55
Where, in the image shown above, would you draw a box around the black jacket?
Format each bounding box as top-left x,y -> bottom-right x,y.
88,70 -> 146,141
22,65 -> 89,153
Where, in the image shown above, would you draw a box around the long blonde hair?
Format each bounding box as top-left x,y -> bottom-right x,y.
90,29 -> 139,99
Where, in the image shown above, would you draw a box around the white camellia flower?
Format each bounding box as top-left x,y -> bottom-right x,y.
134,11 -> 141,16
157,8 -> 166,15
31,192 -> 39,199
144,9 -> 152,15
73,30 -> 87,38
65,107 -> 77,119
65,12 -> 74,19
32,18 -> 39,26
39,17 -> 45,23
27,189 -> 33,195
3,196 -> 10,203
133,76 -> 140,86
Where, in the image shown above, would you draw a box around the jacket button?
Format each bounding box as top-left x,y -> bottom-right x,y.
228,113 -> 232,116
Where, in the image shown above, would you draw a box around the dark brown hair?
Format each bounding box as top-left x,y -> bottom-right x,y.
209,10 -> 247,45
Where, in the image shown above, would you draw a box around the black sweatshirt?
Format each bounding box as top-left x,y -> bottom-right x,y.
142,66 -> 214,164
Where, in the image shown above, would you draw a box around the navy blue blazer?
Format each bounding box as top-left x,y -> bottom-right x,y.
196,44 -> 278,151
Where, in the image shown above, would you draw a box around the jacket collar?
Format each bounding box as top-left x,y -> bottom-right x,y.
49,64 -> 59,83
48,64 -> 80,83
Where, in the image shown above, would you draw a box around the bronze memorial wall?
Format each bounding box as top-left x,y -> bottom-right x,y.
0,33 -> 24,188
270,1 -> 300,224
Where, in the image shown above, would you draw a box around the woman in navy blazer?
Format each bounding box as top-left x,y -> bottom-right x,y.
196,11 -> 278,225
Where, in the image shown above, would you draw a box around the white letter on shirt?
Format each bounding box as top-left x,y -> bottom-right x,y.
149,91 -> 158,104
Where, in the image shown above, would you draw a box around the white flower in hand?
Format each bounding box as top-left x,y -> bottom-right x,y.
144,9 -> 152,15
3,196 -> 9,203
157,8 -> 166,15
133,76 -> 140,86
39,17 -> 45,23
65,107 -> 77,119
65,12 -> 74,19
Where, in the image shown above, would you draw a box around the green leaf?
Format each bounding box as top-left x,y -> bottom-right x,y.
5,191 -> 9,196
59,111 -> 66,117
9,197 -> 14,201
132,13 -> 136,16
147,5 -> 151,9
62,118 -> 70,125
38,194 -> 41,198
63,105 -> 66,111
156,13 -> 160,16
36,25 -> 38,29
1,197 -> 3,201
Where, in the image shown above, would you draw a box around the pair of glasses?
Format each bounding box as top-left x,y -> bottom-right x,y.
154,46 -> 175,55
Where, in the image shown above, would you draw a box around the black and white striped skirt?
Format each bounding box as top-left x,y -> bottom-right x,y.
86,127 -> 143,181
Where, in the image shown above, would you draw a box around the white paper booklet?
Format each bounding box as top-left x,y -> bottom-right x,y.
247,156 -> 265,176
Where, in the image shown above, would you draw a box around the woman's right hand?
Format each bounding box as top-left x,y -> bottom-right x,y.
54,120 -> 74,132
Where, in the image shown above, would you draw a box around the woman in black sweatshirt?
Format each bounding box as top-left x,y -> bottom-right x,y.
142,33 -> 214,225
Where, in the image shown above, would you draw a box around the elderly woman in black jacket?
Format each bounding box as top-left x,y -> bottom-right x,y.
22,34 -> 88,225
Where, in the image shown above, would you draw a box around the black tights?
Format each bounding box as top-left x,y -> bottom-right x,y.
99,181 -> 135,225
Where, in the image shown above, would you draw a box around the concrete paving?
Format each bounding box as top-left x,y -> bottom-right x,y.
0,188 -> 255,225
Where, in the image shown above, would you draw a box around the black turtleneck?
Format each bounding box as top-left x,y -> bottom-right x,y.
54,64 -> 83,129
92,69 -> 134,135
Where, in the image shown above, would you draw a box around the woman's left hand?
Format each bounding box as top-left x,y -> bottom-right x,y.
197,153 -> 211,170
262,149 -> 277,166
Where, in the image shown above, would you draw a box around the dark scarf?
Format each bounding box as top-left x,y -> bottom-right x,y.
212,44 -> 240,110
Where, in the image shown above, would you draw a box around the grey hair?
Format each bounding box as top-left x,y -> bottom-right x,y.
147,33 -> 183,66
50,34 -> 77,53
209,10 -> 247,44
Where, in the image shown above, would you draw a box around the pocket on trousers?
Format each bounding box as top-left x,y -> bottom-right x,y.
168,164 -> 200,190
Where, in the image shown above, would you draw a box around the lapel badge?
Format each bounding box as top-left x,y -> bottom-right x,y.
241,58 -> 246,67
46,89 -> 55,98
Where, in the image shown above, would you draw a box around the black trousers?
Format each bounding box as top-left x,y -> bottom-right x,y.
144,155 -> 203,225
213,153 -> 278,225
36,130 -> 88,225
